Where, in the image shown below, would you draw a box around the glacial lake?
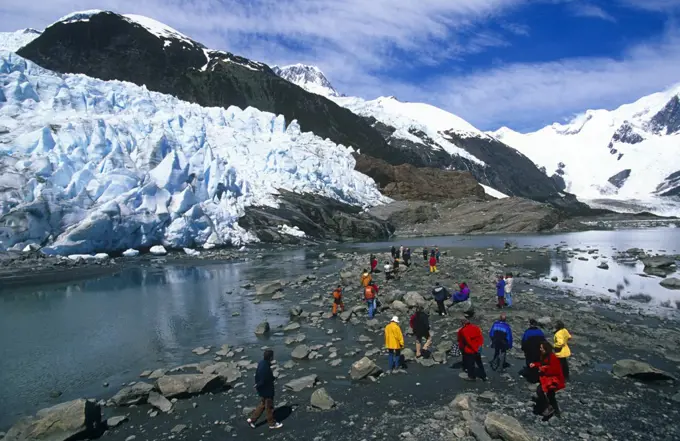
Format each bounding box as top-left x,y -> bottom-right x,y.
1,227 -> 679,429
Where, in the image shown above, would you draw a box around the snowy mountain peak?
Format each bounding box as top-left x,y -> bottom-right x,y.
272,64 -> 340,97
0,28 -> 42,52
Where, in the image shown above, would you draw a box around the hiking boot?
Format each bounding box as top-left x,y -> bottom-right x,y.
247,418 -> 256,429
269,422 -> 283,430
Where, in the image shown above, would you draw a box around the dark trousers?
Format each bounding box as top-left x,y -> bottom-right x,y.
559,357 -> 570,381
250,397 -> 275,425
497,296 -> 505,307
523,359 -> 540,383
462,353 -> 487,380
535,385 -> 559,415
436,300 -> 447,315
490,347 -> 507,371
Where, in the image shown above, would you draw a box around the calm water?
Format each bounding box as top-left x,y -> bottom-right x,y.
1,228 -> 679,429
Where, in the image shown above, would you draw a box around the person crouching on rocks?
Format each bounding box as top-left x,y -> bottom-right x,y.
432,282 -> 449,315
331,285 -> 344,317
452,282 -> 470,303
521,319 -> 545,383
385,316 -> 405,372
409,306 -> 432,358
364,281 -> 378,319
247,349 -> 283,430
429,255 -> 438,273
457,317 -> 487,381
553,321 -> 572,381
496,275 -> 506,308
531,341 -> 565,420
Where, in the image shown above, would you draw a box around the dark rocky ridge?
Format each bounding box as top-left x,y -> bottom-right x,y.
649,95 -> 680,135
17,12 -> 406,166
656,170 -> 680,197
608,169 -> 632,189
611,121 -> 644,144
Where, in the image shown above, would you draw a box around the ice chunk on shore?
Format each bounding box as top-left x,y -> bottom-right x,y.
122,248 -> 140,257
149,245 -> 167,256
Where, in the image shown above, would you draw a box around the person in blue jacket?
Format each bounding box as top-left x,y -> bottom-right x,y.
496,275 -> 506,308
247,350 -> 283,430
489,312 -> 513,372
521,319 -> 546,383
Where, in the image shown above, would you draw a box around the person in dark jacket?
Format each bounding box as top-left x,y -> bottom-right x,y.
403,248 -> 411,266
391,246 -> 397,259
247,350 -> 283,430
432,282 -> 449,315
521,319 -> 546,383
430,248 -> 436,258
435,247 -> 441,263
409,306 -> 432,357
422,248 -> 429,262
489,312 -> 513,372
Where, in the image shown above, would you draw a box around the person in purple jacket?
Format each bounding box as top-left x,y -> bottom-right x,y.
451,282 -> 470,303
496,275 -> 506,308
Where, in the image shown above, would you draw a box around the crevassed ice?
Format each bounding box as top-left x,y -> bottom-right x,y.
0,51 -> 388,255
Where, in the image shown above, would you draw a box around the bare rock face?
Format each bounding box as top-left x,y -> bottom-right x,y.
484,412 -> 532,441
350,357 -> 382,380
4,399 -> 102,441
110,382 -> 154,406
612,359 -> 676,381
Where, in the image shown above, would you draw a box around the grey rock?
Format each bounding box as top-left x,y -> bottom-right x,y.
404,292 -> 426,307
563,276 -> 574,283
283,322 -> 301,332
192,346 -> 210,356
200,362 -> 242,384
156,374 -> 223,398
660,277 -> 680,290
147,391 -> 173,413
256,281 -> 284,295
469,421 -> 493,441
642,256 -> 676,268
255,321 -> 271,336
170,424 -> 186,434
291,345 -> 311,360
536,317 -> 551,326
402,348 -> 416,361
290,306 -> 303,317
597,262 -> 609,270
310,388 -> 336,410
432,351 -> 447,364
484,412 -> 531,441
215,345 -> 230,356
350,357 -> 382,380
478,391 -> 496,403
271,292 -> 285,300
450,394 -> 472,411
106,415 -> 128,428
450,299 -> 473,314
4,399 -> 101,441
339,310 -> 354,321
148,369 -> 166,380
111,382 -> 154,406
390,300 -> 408,312
612,359 -> 676,381
284,374 -> 319,392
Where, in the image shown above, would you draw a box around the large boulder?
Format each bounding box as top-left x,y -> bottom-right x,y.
612,359 -> 676,381
340,271 -> 354,286
310,388 -> 336,410
404,291 -> 426,307
256,281 -> 284,295
156,374 -> 223,398
350,357 -> 382,380
110,382 -> 154,406
450,299 -> 474,315
390,300 -> 408,312
4,399 -> 102,441
642,256 -> 676,268
284,374 -> 318,392
660,278 -> 680,290
484,412 -> 532,441
255,321 -> 271,335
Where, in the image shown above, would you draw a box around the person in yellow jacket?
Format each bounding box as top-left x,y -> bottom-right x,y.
385,316 -> 405,372
553,320 -> 572,381
360,270 -> 372,288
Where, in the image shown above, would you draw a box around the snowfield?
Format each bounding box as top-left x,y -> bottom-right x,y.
0,29 -> 42,52
0,52 -> 388,255
491,85 -> 680,215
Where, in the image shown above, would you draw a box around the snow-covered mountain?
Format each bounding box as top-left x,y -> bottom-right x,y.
0,29 -> 42,52
272,64 -> 341,97
491,86 -> 680,214
0,51 -> 388,255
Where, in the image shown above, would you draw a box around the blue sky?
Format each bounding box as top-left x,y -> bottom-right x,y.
2,0 -> 680,131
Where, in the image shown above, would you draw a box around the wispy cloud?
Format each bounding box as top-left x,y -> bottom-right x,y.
619,0 -> 680,12
570,3 -> 617,21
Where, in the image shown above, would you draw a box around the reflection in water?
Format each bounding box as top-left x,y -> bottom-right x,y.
0,249 -> 333,429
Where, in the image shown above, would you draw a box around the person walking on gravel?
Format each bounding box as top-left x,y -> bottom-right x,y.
432,282 -> 449,316
331,285 -> 344,317
504,273 -> 514,307
521,319 -> 545,383
385,316 -> 405,372
247,350 -> 283,430
489,312 -> 513,372
495,275 -> 506,308
531,341 -> 565,420
410,306 -> 432,358
364,281 -> 378,319
553,321 -> 572,381
429,255 -> 438,273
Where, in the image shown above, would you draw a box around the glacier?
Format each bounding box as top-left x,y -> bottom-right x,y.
0,51 -> 388,255
0,29 -> 42,52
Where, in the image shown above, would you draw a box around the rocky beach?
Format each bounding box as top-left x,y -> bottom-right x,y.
2,238 -> 680,441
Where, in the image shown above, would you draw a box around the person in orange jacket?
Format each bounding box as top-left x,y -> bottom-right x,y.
331,285 -> 344,316
360,269 -> 372,287
364,282 -> 378,318
457,318 -> 487,381
530,341 -> 565,420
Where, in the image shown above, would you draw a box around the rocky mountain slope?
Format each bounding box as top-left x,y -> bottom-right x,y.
270,63 -> 589,212
491,86 -> 680,215
0,29 -> 41,52
0,51 -> 391,254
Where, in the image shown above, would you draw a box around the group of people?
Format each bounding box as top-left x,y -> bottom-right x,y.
495,273 -> 514,308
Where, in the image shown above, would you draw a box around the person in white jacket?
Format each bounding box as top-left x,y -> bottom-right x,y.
505,273 -> 514,307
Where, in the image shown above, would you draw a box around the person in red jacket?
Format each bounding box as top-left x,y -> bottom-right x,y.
370,255 -> 378,273
428,255 -> 438,273
530,341 -> 565,420
457,318 -> 487,381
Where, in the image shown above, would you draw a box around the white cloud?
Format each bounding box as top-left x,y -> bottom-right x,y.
619,0 -> 680,11
570,3 -> 617,21
437,30 -> 680,130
